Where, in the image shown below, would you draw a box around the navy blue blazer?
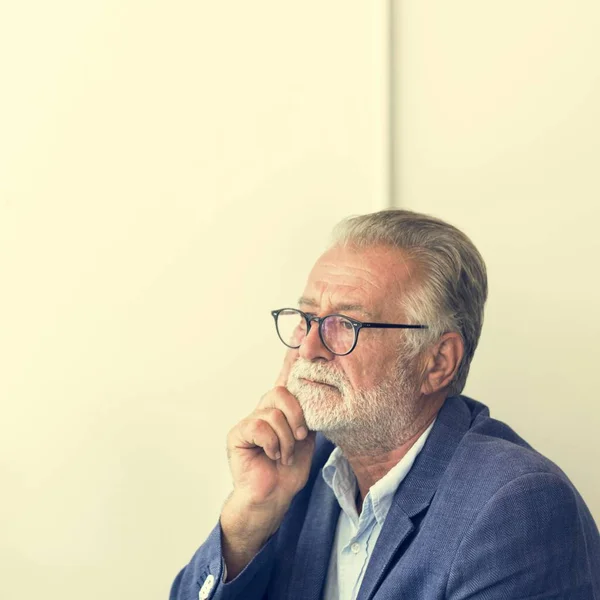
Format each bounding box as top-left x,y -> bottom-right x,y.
171,396 -> 600,599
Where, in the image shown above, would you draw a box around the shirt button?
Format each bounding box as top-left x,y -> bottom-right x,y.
351,542 -> 360,554
199,574 -> 215,599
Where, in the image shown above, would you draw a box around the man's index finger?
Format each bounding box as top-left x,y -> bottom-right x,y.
274,349 -> 298,388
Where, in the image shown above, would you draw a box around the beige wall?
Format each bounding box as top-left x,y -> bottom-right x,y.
0,2 -> 388,598
394,1 -> 600,519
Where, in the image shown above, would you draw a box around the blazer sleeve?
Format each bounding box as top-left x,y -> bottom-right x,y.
169,520 -> 277,600
445,471 -> 600,600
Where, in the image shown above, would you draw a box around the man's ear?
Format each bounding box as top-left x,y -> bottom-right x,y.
420,332 -> 464,395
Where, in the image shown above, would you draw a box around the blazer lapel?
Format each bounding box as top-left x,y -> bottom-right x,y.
357,396 -> 474,600
287,471 -> 341,600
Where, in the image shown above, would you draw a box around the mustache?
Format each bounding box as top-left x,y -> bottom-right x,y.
288,358 -> 349,391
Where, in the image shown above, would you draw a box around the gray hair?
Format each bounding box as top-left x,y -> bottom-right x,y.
330,209 -> 488,397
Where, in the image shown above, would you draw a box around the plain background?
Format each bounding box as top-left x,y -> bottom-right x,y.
0,2 -> 598,599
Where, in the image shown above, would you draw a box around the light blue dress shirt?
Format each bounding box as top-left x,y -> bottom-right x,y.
321,420 -> 436,600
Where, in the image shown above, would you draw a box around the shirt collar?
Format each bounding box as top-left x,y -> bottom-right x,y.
322,418 -> 436,527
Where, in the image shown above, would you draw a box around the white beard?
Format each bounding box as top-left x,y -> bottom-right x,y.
286,355 -> 422,456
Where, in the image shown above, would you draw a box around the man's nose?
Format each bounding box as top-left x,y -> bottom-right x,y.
298,320 -> 335,361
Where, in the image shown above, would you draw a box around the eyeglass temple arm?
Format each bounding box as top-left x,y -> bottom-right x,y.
361,323 -> 428,330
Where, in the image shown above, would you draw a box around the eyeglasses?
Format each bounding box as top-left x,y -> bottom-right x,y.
271,308 -> 428,356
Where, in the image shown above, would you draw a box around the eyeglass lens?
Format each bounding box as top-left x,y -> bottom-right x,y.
276,309 -> 356,354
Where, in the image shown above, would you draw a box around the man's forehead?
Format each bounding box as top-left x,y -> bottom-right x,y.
297,295 -> 376,318
300,245 -> 415,315
307,245 -> 414,286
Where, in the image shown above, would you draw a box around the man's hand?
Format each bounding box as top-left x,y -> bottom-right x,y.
220,350 -> 316,580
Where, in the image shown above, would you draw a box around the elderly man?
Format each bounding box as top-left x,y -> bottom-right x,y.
170,210 -> 600,600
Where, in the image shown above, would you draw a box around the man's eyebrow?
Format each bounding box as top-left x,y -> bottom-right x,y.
297,297 -> 375,319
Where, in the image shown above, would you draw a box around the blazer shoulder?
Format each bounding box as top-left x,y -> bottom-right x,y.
451,406 -> 572,492
431,403 -> 600,581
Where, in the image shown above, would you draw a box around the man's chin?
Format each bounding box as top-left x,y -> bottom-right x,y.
286,382 -> 341,428
301,414 -> 349,436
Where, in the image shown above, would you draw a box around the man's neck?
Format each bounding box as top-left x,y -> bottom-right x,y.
346,400 -> 443,513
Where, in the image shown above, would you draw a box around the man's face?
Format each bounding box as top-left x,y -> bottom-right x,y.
286,244 -> 424,455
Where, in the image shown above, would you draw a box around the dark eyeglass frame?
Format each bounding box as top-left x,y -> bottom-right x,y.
271,308 -> 428,356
